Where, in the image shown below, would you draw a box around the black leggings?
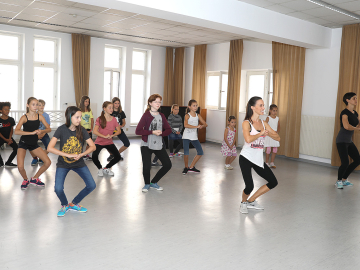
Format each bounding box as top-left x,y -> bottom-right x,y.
0,138 -> 18,164
92,144 -> 121,169
239,155 -> 278,195
141,146 -> 172,184
169,139 -> 182,154
337,142 -> 360,180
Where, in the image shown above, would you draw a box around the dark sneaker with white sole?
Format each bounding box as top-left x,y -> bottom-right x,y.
188,167 -> 200,173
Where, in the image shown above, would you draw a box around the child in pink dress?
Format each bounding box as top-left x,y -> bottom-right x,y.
221,116 -> 237,170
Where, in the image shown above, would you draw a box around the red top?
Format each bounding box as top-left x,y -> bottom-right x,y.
94,117 -> 119,146
135,111 -> 172,142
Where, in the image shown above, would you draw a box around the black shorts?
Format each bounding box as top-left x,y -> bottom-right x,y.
18,141 -> 40,151
86,129 -> 93,139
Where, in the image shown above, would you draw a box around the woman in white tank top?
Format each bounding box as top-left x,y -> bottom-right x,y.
239,96 -> 280,214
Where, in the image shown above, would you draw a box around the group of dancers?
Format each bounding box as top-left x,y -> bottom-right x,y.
0,92 -> 357,216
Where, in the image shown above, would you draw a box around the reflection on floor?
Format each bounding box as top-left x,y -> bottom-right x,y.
0,139 -> 358,269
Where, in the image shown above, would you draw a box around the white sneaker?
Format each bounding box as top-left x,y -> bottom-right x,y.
240,202 -> 248,214
104,168 -> 114,176
247,200 -> 264,210
270,162 -> 276,168
97,169 -> 104,177
335,181 -> 343,189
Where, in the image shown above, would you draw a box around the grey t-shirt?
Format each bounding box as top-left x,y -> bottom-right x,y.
141,114 -> 163,150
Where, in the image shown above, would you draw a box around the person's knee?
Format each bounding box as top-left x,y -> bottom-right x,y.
44,158 -> 51,167
18,165 -> 25,172
164,159 -> 172,171
87,181 -> 96,191
124,141 -> 130,147
244,183 -> 254,195
54,186 -> 63,195
267,178 -> 278,189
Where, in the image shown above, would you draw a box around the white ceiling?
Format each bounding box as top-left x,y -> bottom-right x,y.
237,0 -> 360,28
0,0 -> 250,47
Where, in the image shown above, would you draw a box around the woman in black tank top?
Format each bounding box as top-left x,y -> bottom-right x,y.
14,97 -> 52,190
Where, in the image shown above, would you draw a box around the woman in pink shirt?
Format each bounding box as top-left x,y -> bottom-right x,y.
92,101 -> 121,176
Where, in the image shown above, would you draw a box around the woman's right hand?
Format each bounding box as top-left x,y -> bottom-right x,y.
152,130 -> 162,136
260,129 -> 268,136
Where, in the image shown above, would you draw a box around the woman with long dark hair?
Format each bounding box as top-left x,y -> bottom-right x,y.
335,92 -> 360,189
239,96 -> 280,214
47,106 -> 96,217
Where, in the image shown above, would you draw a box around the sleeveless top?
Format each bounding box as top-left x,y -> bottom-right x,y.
240,120 -> 266,168
264,116 -> 280,147
183,113 -> 198,141
20,114 -> 40,145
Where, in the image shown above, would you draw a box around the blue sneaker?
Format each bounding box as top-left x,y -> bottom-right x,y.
57,205 -> 69,217
343,180 -> 353,187
335,181 -> 343,189
68,204 -> 87,212
31,158 -> 38,166
142,184 -> 150,192
150,183 -> 163,191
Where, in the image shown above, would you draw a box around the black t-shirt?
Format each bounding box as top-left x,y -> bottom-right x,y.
0,117 -> 16,140
53,124 -> 90,169
340,109 -> 359,128
336,109 -> 359,143
111,111 -> 126,128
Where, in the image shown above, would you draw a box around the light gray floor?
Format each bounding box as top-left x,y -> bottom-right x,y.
0,139 -> 358,270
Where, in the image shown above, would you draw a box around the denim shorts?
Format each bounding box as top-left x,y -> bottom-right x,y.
183,139 -> 203,156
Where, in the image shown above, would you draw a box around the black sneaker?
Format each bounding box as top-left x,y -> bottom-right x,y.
188,167 -> 200,173
107,155 -> 114,162
5,162 -> 17,167
21,180 -> 30,190
120,156 -> 124,161
182,167 -> 189,175
30,177 -> 45,187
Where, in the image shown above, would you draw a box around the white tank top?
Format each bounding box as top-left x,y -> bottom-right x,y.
183,113 -> 198,140
267,116 -> 279,132
240,120 -> 266,168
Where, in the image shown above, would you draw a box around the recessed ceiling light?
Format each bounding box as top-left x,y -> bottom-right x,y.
307,0 -> 360,20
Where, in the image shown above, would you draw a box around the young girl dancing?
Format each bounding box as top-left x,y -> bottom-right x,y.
182,99 -> 208,175
168,104 -> 183,158
221,116 -> 237,170
48,106 -> 96,217
335,92 -> 360,189
107,97 -> 130,162
135,94 -> 172,192
79,96 -> 94,160
15,97 -> 51,190
265,104 -> 280,168
239,96 -> 279,214
92,101 -> 122,176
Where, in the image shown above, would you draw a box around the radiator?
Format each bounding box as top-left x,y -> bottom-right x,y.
299,115 -> 335,159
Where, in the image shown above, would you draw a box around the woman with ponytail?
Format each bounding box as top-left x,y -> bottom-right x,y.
47,106 -> 96,217
92,102 -> 122,177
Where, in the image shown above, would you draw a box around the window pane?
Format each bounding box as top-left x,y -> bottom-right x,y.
0,35 -> 18,60
34,39 -> 55,63
105,47 -> 120,69
221,74 -> 228,109
0,64 -> 18,109
132,51 -> 146,70
248,75 -> 265,101
34,67 -> 54,109
112,71 -> 120,99
206,75 -> 220,107
130,74 -> 145,123
104,71 -> 111,102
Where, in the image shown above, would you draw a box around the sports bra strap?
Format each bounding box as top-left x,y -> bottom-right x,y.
25,114 -> 28,120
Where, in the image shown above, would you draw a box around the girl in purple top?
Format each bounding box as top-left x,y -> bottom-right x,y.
135,94 -> 172,193
92,102 -> 121,177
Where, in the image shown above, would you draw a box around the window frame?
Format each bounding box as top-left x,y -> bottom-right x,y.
104,45 -> 123,103
130,49 -> 148,125
206,71 -> 228,110
245,70 -> 273,112
33,36 -> 59,110
0,31 -> 23,110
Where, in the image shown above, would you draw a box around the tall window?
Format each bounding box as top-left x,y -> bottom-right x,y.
0,32 -> 22,110
104,46 -> 123,104
130,49 -> 147,124
33,37 -> 59,110
246,70 -> 273,112
206,71 -> 228,110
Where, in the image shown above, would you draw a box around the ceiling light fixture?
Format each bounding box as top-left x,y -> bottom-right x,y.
307,0 -> 360,20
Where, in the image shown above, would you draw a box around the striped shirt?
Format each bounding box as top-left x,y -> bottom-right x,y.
168,114 -> 183,134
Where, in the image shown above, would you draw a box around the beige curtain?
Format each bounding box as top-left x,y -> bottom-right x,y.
226,40 -> 243,141
272,41 -> 306,158
192,44 -> 207,108
174,47 -> 185,105
331,24 -> 360,166
72,34 -> 91,106
163,47 -> 174,106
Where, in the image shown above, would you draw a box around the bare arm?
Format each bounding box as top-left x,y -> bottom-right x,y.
90,118 -> 94,133
48,137 -> 76,158
264,122 -> 280,142
265,116 -> 269,123
93,125 -> 110,139
198,115 -> 208,129
224,128 -> 231,149
277,119 -> 280,133
242,121 -> 268,144
342,115 -> 360,131
112,125 -> 122,137
14,115 -> 36,136
121,119 -> 126,128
